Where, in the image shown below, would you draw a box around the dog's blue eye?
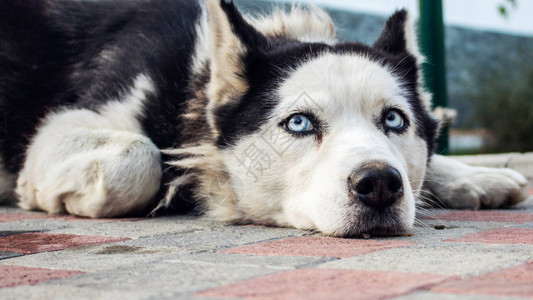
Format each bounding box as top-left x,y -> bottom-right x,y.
385,111 -> 405,129
287,114 -> 314,133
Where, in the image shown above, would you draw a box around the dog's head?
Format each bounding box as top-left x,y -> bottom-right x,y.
200,0 -> 439,237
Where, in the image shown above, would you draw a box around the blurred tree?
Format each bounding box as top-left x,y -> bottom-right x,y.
498,0 -> 517,18
475,67 -> 533,152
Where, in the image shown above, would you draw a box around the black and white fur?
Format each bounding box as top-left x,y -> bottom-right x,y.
0,0 -> 528,237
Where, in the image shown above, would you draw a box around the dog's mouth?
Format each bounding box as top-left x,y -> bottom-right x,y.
334,206 -> 409,238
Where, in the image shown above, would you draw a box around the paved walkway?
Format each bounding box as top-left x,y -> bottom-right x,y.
1,189 -> 532,299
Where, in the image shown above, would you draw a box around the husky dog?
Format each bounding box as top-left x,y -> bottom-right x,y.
0,0 -> 528,237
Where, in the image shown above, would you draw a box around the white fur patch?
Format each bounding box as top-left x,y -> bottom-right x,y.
401,12 -> 433,110
249,5 -> 336,44
191,3 -> 210,76
403,12 -> 425,65
16,74 -> 162,217
206,0 -> 249,106
98,74 -> 154,132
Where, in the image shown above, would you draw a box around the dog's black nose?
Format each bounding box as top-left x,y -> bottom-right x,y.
348,163 -> 403,210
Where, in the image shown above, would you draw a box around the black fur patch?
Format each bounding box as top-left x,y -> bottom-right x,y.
0,0 -> 70,173
373,9 -> 409,55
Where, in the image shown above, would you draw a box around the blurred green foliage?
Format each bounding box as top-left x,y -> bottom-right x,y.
475,67 -> 533,152
498,0 -> 517,18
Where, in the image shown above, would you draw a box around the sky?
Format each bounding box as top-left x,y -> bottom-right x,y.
269,0 -> 533,36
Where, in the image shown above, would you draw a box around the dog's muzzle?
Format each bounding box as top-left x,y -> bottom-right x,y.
348,162 -> 404,210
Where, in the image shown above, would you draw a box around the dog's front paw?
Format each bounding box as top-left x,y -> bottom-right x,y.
424,155 -> 529,210
446,167 -> 528,209
17,130 -> 162,217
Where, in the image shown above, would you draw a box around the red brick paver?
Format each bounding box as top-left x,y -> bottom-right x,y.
432,261 -> 533,297
224,236 -> 416,258
0,265 -> 83,288
197,269 -> 452,300
429,211 -> 533,224
0,213 -> 53,223
0,212 -> 144,223
0,233 -> 130,254
445,228 -> 533,244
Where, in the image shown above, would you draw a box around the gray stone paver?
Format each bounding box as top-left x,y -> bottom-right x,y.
48,216 -> 222,238
2,206 -> 532,299
162,252 -> 335,270
118,224 -> 310,254
393,291 -> 528,300
0,251 -> 23,260
0,259 -> 282,300
0,245 -> 173,272
317,243 -> 532,276
0,219 -> 72,233
0,245 -> 330,273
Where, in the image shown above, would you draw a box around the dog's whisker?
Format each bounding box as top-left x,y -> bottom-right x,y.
413,218 -> 432,229
162,144 -> 217,156
169,173 -> 197,187
414,205 -> 435,217
166,156 -> 222,169
417,193 -> 449,211
392,54 -> 410,72
149,186 -> 178,217
419,190 -> 443,203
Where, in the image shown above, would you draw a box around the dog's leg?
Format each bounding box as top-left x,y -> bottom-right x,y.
422,154 -> 529,209
16,110 -> 162,218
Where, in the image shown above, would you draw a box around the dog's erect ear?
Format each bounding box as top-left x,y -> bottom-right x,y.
206,0 -> 267,105
373,10 -> 424,64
